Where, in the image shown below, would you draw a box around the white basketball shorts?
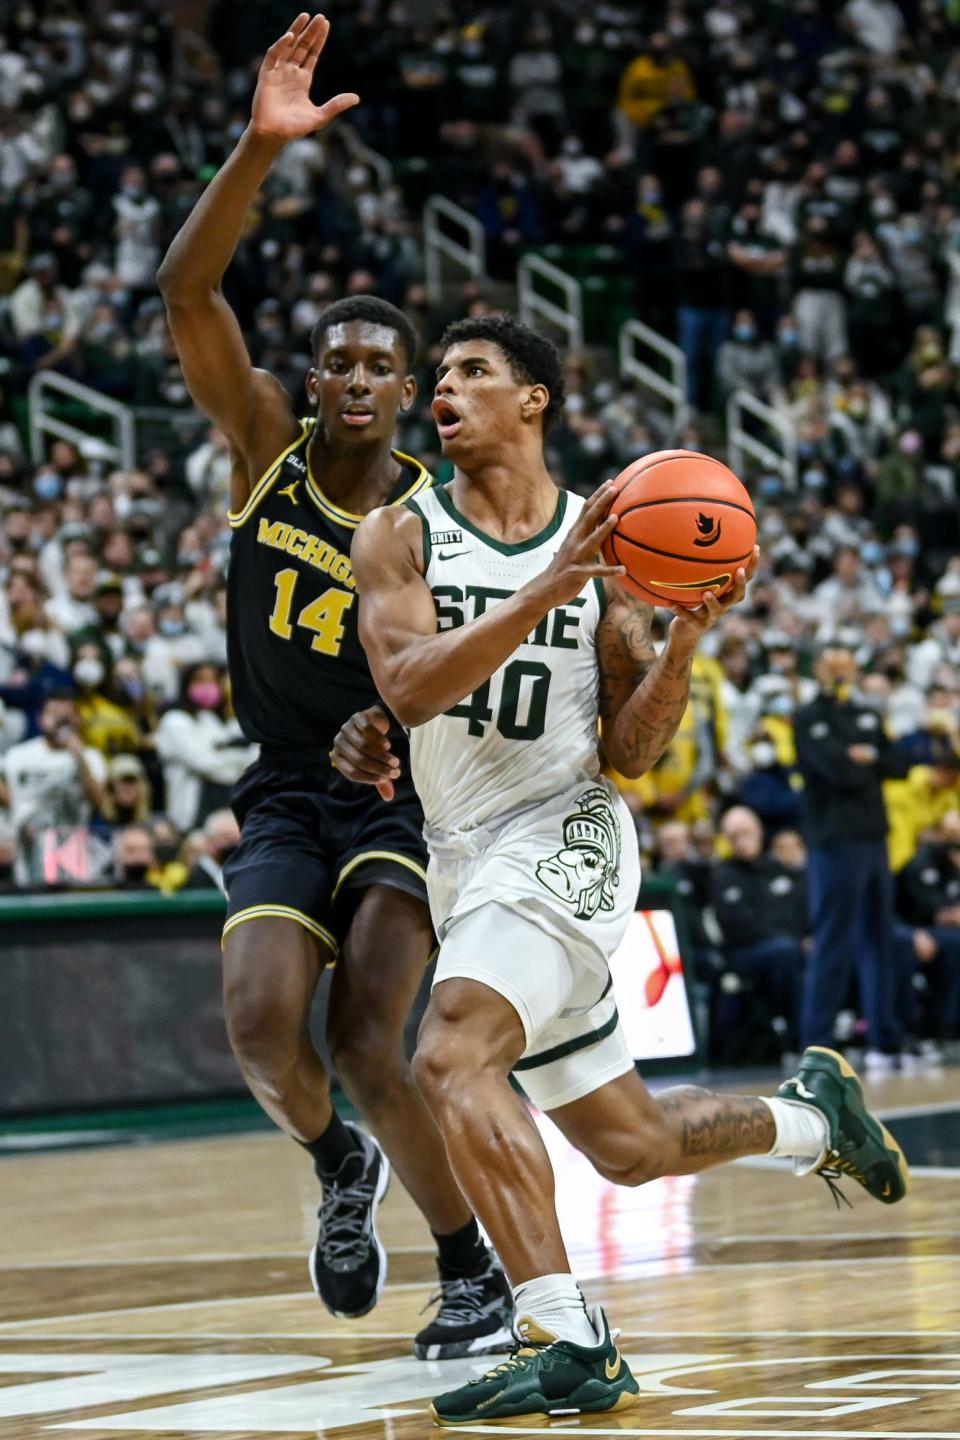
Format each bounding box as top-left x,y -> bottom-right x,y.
427,777 -> 641,1110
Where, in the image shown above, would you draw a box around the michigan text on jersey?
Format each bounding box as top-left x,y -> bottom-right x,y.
256,517 -> 355,589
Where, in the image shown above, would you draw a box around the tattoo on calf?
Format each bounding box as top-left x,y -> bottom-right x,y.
658,1087 -> 775,1158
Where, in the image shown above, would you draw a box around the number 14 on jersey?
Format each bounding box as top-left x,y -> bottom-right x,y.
268,568 -> 354,656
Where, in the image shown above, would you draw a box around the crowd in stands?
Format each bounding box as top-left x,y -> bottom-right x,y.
2,1 -> 960,1062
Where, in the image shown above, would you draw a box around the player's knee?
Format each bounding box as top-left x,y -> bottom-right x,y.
411,1026 -> 458,1110
224,977 -> 300,1085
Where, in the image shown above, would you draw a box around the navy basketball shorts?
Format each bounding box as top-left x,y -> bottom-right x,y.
222,759 -> 428,958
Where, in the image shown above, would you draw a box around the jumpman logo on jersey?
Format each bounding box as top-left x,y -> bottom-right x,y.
278,480 -> 300,504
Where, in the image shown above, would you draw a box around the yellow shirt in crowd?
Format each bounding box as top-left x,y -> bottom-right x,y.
885,766 -> 960,871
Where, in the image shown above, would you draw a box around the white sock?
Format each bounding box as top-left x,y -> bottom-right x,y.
762,1095 -> 830,1175
513,1273 -> 597,1347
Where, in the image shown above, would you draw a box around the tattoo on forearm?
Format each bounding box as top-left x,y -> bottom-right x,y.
658,1086 -> 775,1158
597,591 -> 695,774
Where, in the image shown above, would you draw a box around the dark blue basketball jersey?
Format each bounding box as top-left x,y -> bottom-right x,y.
226,419 -> 432,761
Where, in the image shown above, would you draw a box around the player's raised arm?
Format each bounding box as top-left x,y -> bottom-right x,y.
157,14 -> 358,487
353,483 -> 625,728
597,546 -> 759,779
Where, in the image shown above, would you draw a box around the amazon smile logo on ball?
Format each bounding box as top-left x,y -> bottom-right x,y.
692,511 -> 722,547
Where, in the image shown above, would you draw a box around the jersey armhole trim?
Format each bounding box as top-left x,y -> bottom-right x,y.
227,421 -> 309,529
406,497 -> 431,572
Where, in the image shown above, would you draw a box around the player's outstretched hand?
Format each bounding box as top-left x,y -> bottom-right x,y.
251,13 -> 359,142
536,480 -> 626,610
666,544 -> 760,644
330,705 -> 400,802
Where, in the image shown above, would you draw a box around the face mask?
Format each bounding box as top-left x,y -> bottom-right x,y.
34,471 -> 63,501
154,841 -> 179,865
861,541 -> 884,566
122,183 -> 146,199
73,657 -> 104,688
187,681 -> 222,710
797,439 -> 816,459
734,324 -> 756,342
123,862 -> 150,882
896,537 -> 920,558
848,400 -> 868,419
803,468 -> 827,489
767,693 -> 794,717
581,432 -> 606,455
751,741 -> 778,767
640,188 -> 661,206
121,676 -> 145,701
780,328 -> 799,345
872,198 -> 896,218
159,617 -> 186,637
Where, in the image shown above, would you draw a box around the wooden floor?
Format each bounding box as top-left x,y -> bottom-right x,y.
3,1066 -> 960,1438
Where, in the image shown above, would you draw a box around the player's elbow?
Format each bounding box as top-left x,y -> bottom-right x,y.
156,250 -> 209,304
382,683 -> 435,729
609,754 -> 650,781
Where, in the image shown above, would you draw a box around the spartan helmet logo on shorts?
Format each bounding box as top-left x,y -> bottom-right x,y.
535,786 -> 622,920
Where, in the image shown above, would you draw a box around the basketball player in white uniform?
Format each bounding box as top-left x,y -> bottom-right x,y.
339,316 -> 909,1425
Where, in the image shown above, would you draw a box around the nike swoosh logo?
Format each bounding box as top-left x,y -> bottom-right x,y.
436,549 -> 472,561
605,1351 -> 622,1381
882,1181 -> 892,1198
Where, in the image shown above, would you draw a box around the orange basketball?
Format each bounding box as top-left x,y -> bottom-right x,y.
601,449 -> 756,608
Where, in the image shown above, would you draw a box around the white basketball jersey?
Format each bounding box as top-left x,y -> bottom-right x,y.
406,485 -> 605,837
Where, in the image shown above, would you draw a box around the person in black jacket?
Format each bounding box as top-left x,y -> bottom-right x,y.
896,815 -> 960,1040
710,806 -> 808,1049
794,642 -> 911,1061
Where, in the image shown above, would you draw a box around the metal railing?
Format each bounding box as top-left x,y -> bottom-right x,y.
517,253 -> 583,351
423,195 -> 486,304
28,372 -> 137,471
619,319 -> 688,432
727,388 -> 798,488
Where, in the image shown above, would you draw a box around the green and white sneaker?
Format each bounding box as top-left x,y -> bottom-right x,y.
779,1046 -> 910,1205
430,1306 -> 638,1427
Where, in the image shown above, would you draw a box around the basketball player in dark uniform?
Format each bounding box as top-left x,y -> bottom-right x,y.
158,13 -> 511,1359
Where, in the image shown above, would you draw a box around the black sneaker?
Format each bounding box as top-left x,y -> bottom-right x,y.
414,1253 -> 515,1360
308,1124 -> 390,1318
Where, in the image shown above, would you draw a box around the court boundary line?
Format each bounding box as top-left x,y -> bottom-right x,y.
3,1252 -> 956,1331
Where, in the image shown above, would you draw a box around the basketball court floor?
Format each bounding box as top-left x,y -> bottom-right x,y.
3,1066 -> 959,1439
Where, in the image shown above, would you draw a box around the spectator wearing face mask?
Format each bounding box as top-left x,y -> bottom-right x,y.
155,663 -> 256,832
180,806 -> 239,892
710,806 -> 808,1055
112,165 -> 162,300
0,691 -> 107,886
71,640 -> 142,757
794,642 -> 911,1065
735,732 -> 803,837
844,231 -> 900,376
715,308 -> 781,402
792,216 -> 849,364
114,824 -> 161,890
